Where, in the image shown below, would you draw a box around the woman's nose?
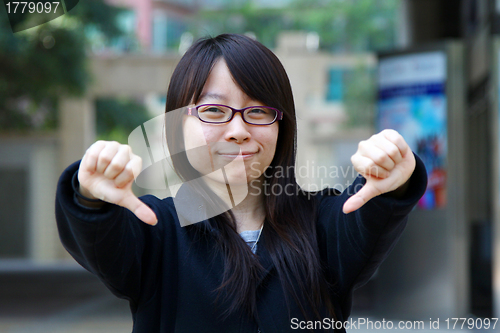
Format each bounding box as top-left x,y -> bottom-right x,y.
224,113 -> 251,143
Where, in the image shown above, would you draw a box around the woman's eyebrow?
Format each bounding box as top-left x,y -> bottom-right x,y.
199,92 -> 226,102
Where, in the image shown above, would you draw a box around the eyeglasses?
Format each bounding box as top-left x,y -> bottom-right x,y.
187,104 -> 283,125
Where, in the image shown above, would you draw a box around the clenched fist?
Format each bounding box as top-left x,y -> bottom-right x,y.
342,129 -> 416,214
78,140 -> 158,225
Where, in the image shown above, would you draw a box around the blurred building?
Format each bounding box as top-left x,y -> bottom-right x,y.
99,0 -> 294,53
102,0 -> 197,53
393,0 -> 498,320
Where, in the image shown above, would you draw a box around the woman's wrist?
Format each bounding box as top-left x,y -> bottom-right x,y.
71,170 -> 105,208
384,177 -> 411,199
78,184 -> 97,201
77,185 -> 105,208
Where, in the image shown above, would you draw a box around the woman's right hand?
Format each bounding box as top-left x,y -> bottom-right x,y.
78,140 -> 158,225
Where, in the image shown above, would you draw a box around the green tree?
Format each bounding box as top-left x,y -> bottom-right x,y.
0,1 -> 124,132
193,0 -> 399,52
95,97 -> 151,144
194,1 -> 287,48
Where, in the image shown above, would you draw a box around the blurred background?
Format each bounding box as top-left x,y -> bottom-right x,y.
1,0 -> 500,332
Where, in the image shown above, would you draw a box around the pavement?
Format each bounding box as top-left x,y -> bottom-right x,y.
0,295 -> 132,333
0,261 -> 132,333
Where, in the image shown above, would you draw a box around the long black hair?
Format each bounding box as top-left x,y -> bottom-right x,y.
165,34 -> 336,327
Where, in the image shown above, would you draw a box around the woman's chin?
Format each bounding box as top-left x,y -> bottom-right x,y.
203,174 -> 248,187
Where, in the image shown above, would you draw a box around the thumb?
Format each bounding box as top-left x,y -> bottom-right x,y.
342,181 -> 380,214
119,193 -> 158,225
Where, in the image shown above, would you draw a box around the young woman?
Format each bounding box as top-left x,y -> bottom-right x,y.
55,34 -> 427,333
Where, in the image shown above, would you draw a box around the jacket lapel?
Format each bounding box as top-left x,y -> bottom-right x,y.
255,231 -> 275,286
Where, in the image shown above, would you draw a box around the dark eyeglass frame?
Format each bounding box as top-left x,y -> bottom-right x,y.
187,104 -> 283,125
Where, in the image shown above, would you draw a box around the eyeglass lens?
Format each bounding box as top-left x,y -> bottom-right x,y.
197,105 -> 277,124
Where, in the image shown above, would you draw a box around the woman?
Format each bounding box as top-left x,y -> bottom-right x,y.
55,34 -> 427,332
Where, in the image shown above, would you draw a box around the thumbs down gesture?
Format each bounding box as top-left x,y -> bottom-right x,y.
342,129 -> 416,214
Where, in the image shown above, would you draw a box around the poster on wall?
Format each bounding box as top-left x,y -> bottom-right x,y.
377,51 -> 447,209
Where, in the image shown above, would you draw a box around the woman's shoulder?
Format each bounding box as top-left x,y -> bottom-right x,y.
138,194 -> 210,231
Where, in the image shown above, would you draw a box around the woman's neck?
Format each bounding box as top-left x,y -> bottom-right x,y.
231,180 -> 266,233
201,176 -> 266,233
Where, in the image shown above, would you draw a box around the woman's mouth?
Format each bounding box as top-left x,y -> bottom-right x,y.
218,151 -> 257,159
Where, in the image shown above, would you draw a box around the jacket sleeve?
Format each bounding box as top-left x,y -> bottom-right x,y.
55,160 -> 171,307
316,152 -> 427,303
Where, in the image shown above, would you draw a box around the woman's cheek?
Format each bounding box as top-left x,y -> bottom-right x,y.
183,117 -> 212,174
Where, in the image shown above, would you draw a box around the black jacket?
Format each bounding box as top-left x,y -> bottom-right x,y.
55,154 -> 427,333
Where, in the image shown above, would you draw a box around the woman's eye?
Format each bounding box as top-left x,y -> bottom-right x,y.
249,108 -> 267,114
198,106 -> 228,121
204,107 -> 223,113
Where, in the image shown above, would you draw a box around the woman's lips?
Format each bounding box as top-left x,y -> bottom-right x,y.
218,151 -> 257,159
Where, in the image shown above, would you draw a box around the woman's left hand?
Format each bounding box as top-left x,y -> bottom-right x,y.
342,129 -> 416,214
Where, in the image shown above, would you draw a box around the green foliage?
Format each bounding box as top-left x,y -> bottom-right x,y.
193,2 -> 286,49
289,0 -> 399,52
65,0 -> 124,39
95,98 -> 151,144
0,0 -> 125,132
193,0 -> 400,51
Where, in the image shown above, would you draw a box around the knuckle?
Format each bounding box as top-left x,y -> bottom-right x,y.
108,141 -> 120,150
94,140 -> 105,147
100,153 -> 113,164
388,129 -> 399,136
363,160 -> 376,173
351,155 -> 363,170
86,151 -> 99,161
387,146 -> 400,159
128,151 -> 138,163
373,168 -> 387,178
373,152 -> 387,165
367,160 -> 378,172
87,143 -> 102,155
382,129 -> 396,136
397,136 -> 407,149
108,160 -> 123,172
131,154 -> 142,167
123,164 -> 135,178
119,145 -> 133,158
384,129 -> 401,141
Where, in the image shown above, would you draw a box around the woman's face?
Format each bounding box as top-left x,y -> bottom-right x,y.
182,59 -> 279,186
